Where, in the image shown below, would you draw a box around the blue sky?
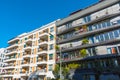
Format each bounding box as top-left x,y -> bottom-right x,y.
0,0 -> 98,48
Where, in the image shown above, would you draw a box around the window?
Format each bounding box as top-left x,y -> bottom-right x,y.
95,36 -> 99,43
49,54 -> 53,60
24,45 -> 26,48
21,40 -> 22,43
16,41 -> 18,44
18,53 -> 20,58
114,30 -> 119,38
99,34 -> 104,42
109,32 -> 114,39
106,21 -> 111,27
104,33 -> 109,40
50,27 -> 54,32
49,64 -> 53,71
97,23 -> 101,29
25,37 -> 27,40
102,22 -> 106,28
50,35 -> 54,41
49,44 -> 54,50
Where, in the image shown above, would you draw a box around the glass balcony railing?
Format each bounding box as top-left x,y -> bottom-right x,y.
58,19 -> 120,43
5,56 -> 16,60
57,12 -> 120,35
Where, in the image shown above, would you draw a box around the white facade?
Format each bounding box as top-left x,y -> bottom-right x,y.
0,48 -> 7,75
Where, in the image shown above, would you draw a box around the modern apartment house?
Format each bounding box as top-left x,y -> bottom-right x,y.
3,20 -> 58,80
56,0 -> 120,80
0,48 -> 7,76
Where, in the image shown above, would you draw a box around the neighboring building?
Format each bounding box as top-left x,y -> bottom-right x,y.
0,48 -> 7,75
56,0 -> 120,80
3,20 -> 58,80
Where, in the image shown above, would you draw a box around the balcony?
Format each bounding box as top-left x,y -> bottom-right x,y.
23,52 -> 31,58
39,32 -> 49,38
7,43 -> 19,49
37,57 -> 47,65
24,45 -> 32,51
2,71 -> 14,77
38,47 -> 48,55
4,56 -> 16,62
36,69 -> 47,75
38,40 -> 48,46
57,12 -> 120,35
8,37 -> 19,44
37,50 -> 48,55
21,60 -> 30,67
57,38 -> 120,53
25,38 -> 33,43
56,50 -> 84,63
4,64 -> 15,69
6,50 -> 17,56
20,71 -> 29,77
57,23 -> 120,44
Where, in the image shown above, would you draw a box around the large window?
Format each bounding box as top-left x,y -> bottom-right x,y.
109,32 -> 114,39
50,35 -> 54,41
49,44 -> 54,50
49,64 -> 53,71
50,27 -> 54,32
49,54 -> 53,60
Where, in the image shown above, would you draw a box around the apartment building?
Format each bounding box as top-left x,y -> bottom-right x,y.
56,0 -> 120,80
3,20 -> 58,80
0,48 -> 7,76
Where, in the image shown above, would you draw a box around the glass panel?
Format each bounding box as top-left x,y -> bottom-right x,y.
104,33 -> 109,40
114,30 -> 119,38
109,32 -> 114,39
107,48 -> 111,54
106,21 -> 111,27
99,34 -> 104,41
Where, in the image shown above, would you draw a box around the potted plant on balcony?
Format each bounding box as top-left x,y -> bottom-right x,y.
80,49 -> 87,58
82,38 -> 89,45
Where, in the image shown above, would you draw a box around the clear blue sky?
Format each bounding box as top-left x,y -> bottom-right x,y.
0,0 -> 98,48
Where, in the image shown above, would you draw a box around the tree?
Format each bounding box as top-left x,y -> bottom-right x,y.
55,45 -> 60,50
53,64 -> 60,80
68,63 -> 80,69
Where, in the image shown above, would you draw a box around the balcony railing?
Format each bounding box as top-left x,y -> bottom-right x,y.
57,12 -> 120,35
23,53 -> 31,58
38,40 -> 48,46
57,22 -> 120,44
5,56 -> 16,60
3,72 -> 14,75
6,50 -> 17,56
4,64 -> 15,67
57,38 -> 120,53
37,58 -> 47,65
38,49 -> 47,52
24,45 -> 32,50
25,38 -> 33,43
21,63 -> 30,67
7,43 -> 19,49
56,56 -> 82,63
